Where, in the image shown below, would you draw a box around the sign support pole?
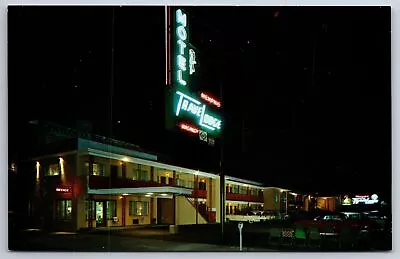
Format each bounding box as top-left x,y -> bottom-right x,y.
219,80 -> 225,244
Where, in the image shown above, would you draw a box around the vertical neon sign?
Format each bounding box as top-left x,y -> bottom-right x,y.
175,9 -> 197,87
166,7 -> 222,137
176,9 -> 188,86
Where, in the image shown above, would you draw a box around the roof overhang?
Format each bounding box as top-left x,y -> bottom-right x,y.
263,186 -> 291,192
225,176 -> 264,188
81,148 -> 219,179
31,150 -> 77,161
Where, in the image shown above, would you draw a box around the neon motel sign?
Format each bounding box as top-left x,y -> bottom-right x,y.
175,91 -> 222,131
200,92 -> 221,108
167,8 -> 222,136
175,9 -> 197,86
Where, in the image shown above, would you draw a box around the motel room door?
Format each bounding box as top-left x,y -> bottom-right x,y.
95,201 -> 107,227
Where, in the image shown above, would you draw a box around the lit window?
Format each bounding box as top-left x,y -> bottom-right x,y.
56,200 -> 72,220
129,201 -> 149,216
106,201 -> 116,219
47,164 -> 60,176
93,163 -> 105,176
239,186 -> 247,195
176,179 -> 185,187
187,180 -> 194,189
84,162 -> 105,176
132,164 -> 149,181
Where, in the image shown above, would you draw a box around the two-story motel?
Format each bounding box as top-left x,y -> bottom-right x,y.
28,135 -> 272,231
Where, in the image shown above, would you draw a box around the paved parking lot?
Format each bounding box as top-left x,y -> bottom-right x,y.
8,222 -> 391,252
8,229 -> 276,252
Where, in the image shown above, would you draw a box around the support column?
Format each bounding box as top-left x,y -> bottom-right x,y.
207,178 -> 213,223
88,155 -> 94,176
122,196 -> 126,226
150,166 -> 155,182
173,170 -> 176,186
88,195 -> 93,229
121,162 -> 126,179
150,197 -> 153,224
194,175 -> 199,224
173,194 -> 176,225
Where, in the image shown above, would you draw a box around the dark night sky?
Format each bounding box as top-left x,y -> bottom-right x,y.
8,6 -> 391,197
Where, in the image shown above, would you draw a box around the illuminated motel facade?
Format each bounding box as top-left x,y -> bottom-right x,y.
31,137 -> 222,231
28,133 -> 317,231
28,132 -> 297,231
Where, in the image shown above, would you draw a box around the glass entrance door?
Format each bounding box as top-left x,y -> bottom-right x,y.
96,201 -> 106,227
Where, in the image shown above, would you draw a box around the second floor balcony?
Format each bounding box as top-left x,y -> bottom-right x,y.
226,192 -> 264,203
88,175 -> 176,189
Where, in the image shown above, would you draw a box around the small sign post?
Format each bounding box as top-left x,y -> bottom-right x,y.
238,222 -> 244,251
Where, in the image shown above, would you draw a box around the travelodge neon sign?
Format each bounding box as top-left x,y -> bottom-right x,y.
166,8 -> 223,137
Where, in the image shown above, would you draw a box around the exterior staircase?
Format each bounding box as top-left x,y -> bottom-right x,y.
185,197 -> 210,223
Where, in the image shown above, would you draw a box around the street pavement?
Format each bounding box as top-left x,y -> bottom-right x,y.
8,230 -> 277,252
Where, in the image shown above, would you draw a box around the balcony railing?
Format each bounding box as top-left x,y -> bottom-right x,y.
89,175 -> 179,189
191,189 -> 207,198
226,193 -> 264,203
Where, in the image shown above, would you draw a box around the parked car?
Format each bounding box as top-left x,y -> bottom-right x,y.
295,211 -> 378,233
226,211 -> 267,223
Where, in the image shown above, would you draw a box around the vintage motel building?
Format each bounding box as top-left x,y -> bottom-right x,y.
224,176 -> 264,215
28,134 -> 277,231
31,137 -> 224,231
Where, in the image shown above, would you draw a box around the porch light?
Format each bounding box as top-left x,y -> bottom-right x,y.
146,193 -> 154,195
160,193 -> 167,196
36,161 -> 40,180
145,194 -> 151,197
59,157 -> 65,182
122,193 -> 128,196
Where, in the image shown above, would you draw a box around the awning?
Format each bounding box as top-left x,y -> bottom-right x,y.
88,186 -> 192,196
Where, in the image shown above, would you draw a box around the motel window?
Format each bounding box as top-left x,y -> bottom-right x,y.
56,200 -> 72,220
176,179 -> 185,187
250,189 -> 258,196
160,176 -> 167,184
199,180 -> 206,190
85,200 -> 95,220
93,163 -> 105,176
232,185 -> 239,194
239,186 -> 247,195
84,162 -> 106,176
187,180 -> 194,189
132,164 -> 149,181
46,164 -> 60,176
129,201 -> 149,216
106,201 -> 116,219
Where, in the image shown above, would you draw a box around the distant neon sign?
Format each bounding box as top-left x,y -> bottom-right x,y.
200,93 -> 221,108
180,123 -> 199,134
56,186 -> 72,193
351,194 -> 379,205
175,91 -> 222,131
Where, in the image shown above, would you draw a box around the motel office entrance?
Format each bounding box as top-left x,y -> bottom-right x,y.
95,201 -> 107,227
157,198 -> 174,225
